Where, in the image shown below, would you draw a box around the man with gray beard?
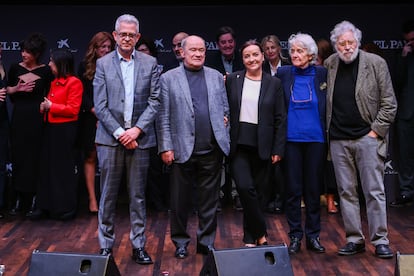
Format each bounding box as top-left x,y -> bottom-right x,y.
325,20 -> 397,259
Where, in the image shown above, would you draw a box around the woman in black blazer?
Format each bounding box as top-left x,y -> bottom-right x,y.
226,40 -> 286,247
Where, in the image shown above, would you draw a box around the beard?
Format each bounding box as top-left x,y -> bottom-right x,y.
338,47 -> 359,64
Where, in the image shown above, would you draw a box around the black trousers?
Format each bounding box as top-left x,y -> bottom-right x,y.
169,147 -> 223,248
285,142 -> 326,240
230,145 -> 270,244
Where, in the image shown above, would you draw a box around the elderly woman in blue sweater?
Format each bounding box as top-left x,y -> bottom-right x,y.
276,32 -> 328,255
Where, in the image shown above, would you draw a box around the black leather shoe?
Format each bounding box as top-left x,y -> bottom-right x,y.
8,207 -> 21,216
306,237 -> 326,253
265,200 -> 284,214
196,243 -> 215,255
274,207 -> 284,214
52,210 -> 76,221
99,248 -> 112,256
175,246 -> 188,259
274,194 -> 284,214
29,209 -> 46,220
288,236 -> 301,254
375,244 -> 393,259
338,242 -> 365,256
25,210 -> 34,218
132,248 -> 153,265
390,195 -> 413,208
8,198 -> 22,216
0,212 -> 4,219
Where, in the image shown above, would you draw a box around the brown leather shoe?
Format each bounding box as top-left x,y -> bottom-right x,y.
326,194 -> 338,214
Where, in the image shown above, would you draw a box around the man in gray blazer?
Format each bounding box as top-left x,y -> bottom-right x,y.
325,20 -> 397,259
93,14 -> 160,265
156,35 -> 230,259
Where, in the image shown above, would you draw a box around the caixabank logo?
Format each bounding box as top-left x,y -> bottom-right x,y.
155,38 -> 170,53
56,38 -> 78,53
384,159 -> 398,175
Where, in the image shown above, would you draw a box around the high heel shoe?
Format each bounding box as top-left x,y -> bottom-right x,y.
327,194 -> 338,214
25,195 -> 37,218
257,236 -> 268,246
8,195 -> 22,216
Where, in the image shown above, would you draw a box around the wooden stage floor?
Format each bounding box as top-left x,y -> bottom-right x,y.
1,198 -> 414,275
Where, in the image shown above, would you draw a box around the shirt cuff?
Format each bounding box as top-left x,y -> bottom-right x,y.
113,127 -> 125,140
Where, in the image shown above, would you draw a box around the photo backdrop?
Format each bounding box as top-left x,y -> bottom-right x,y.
1,4 -> 410,199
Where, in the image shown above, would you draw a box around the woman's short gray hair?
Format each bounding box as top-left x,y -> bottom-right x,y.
288,32 -> 318,65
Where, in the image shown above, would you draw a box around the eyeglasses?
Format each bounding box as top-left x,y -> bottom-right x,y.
117,32 -> 137,39
337,40 -> 356,47
290,82 -> 312,103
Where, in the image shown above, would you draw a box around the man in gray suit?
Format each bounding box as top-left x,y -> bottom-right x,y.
156,35 -> 230,259
93,14 -> 160,265
325,20 -> 397,259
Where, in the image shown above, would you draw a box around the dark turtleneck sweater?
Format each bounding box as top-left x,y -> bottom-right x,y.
184,65 -> 216,155
329,55 -> 371,140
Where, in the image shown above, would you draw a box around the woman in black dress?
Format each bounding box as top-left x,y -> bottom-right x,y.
6,32 -> 53,217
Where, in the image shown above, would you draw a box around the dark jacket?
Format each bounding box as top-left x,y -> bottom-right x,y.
226,70 -> 287,160
205,50 -> 244,75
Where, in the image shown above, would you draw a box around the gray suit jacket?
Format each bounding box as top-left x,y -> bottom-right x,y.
93,50 -> 160,148
156,65 -> 230,163
325,50 -> 397,158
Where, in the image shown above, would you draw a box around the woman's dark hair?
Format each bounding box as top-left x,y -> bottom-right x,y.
317,38 -> 334,63
239,39 -> 263,55
50,48 -> 75,79
19,32 -> 48,63
136,36 -> 158,58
